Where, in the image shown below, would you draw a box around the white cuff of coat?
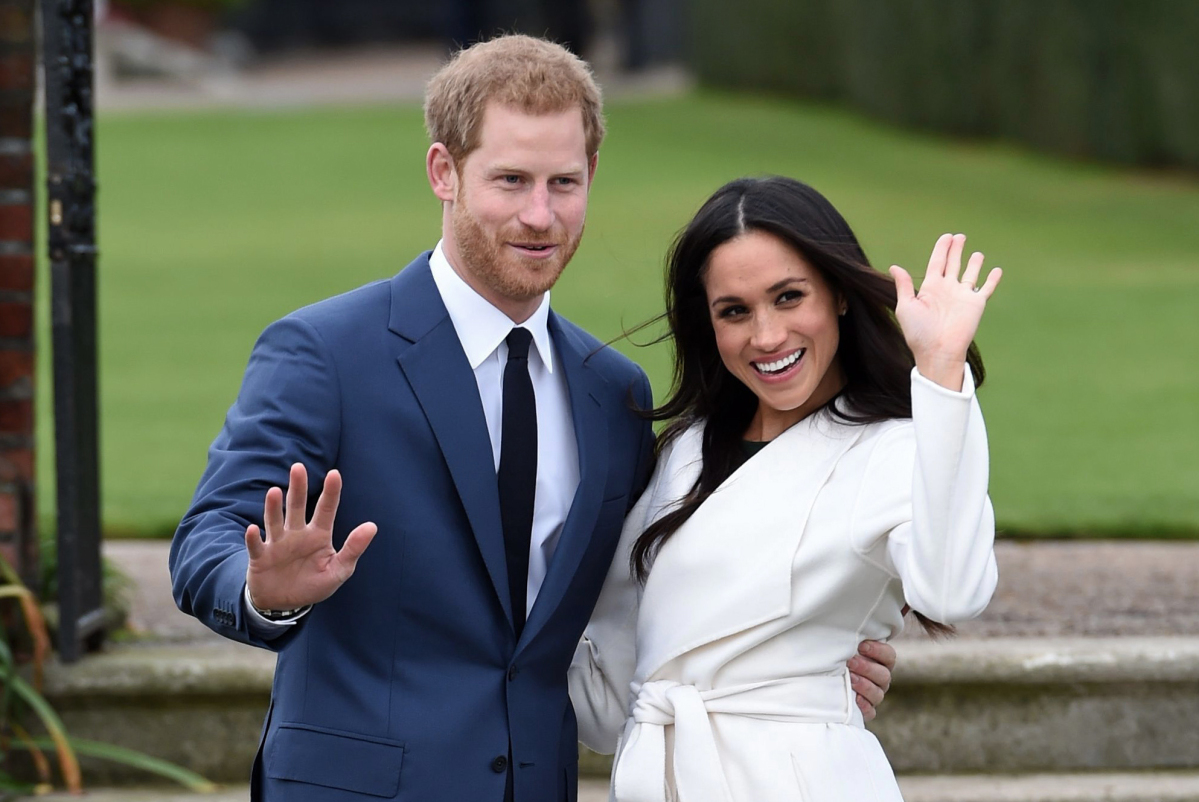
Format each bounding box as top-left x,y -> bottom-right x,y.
243,584 -> 309,634
911,364 -> 976,400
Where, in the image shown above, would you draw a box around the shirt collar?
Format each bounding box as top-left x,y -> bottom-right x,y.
428,241 -> 555,373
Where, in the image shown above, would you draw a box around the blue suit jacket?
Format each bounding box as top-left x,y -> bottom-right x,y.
170,253 -> 654,801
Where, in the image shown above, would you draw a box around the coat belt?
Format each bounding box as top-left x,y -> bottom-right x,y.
612,670 -> 859,802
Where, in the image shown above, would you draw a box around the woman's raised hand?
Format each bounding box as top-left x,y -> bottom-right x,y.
888,233 -> 1002,391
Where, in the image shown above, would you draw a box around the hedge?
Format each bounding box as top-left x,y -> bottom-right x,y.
688,0 -> 1199,170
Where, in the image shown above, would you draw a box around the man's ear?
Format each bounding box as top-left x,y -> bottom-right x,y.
427,143 -> 457,202
586,152 -> 599,189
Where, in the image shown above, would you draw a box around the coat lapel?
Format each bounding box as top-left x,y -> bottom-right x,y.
637,413 -> 866,679
389,255 -> 513,630
519,313 -> 609,648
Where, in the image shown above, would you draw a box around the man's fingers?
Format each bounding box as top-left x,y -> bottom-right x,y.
263,486 -> 285,541
978,266 -> 1003,299
851,670 -> 885,707
860,638 -> 898,671
856,694 -> 877,723
335,522 -> 379,574
851,656 -> 893,698
889,265 -> 915,304
245,524 -> 265,560
926,233 -> 953,279
311,469 -> 343,534
285,462 -> 309,528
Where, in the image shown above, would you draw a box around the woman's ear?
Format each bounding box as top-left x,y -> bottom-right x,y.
427,143 -> 457,203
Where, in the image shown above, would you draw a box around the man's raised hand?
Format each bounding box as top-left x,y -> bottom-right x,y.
244,463 -> 377,611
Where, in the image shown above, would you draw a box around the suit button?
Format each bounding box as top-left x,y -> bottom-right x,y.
508,665 -> 518,681
491,755 -> 508,773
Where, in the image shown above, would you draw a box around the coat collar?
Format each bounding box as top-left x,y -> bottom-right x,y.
636,412 -> 866,680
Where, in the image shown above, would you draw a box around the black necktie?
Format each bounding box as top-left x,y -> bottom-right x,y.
498,327 -> 537,637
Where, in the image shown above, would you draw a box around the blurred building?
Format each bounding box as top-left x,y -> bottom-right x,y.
223,0 -> 682,69
230,0 -> 591,59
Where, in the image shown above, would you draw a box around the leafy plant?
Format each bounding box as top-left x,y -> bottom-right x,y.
0,554 -> 215,793
0,556 -> 79,795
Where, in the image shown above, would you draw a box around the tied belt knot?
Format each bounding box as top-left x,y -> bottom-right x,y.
613,671 -> 858,802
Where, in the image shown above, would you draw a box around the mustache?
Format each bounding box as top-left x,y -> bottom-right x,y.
501,227 -> 565,245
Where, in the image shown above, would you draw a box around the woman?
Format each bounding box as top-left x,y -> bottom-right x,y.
569,176 -> 1001,801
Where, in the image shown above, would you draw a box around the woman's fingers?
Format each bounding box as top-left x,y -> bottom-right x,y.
889,265 -> 915,303
961,251 -> 985,289
946,233 -> 966,282
311,469 -> 343,534
926,233 -> 953,279
977,266 -> 1003,299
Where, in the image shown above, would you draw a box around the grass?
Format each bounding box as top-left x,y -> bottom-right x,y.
31,92 -> 1199,537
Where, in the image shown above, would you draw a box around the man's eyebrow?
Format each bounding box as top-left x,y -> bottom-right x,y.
488,164 -> 588,176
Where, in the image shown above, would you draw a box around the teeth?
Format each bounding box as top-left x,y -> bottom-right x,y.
754,350 -> 803,374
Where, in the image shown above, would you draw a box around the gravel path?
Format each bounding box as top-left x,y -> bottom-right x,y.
96,39 -> 692,113
107,539 -> 1199,644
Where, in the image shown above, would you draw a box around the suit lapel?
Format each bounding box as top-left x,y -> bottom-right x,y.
519,314 -> 609,648
389,256 -> 513,630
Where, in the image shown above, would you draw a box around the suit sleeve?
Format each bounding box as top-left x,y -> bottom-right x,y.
169,315 -> 340,650
629,369 -> 656,509
855,367 -> 998,624
569,408 -> 664,754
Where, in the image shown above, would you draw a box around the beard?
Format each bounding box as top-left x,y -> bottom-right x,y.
451,198 -> 584,304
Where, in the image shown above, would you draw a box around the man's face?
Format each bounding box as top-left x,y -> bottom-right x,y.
440,103 -> 594,320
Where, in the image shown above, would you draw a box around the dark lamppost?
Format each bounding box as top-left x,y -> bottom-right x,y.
41,0 -> 103,663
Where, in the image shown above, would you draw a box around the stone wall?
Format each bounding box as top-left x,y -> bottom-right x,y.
0,0 -> 36,586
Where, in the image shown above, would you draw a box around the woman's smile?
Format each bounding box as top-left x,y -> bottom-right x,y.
751,347 -> 806,380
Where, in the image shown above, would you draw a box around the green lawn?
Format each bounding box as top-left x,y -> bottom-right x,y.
33,92 -> 1199,537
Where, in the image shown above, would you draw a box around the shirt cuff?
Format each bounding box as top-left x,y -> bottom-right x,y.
243,584 -> 309,630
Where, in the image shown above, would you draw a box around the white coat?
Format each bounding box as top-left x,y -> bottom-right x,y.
569,369 -> 998,802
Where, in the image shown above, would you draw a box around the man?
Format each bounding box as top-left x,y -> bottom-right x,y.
170,35 -> 895,802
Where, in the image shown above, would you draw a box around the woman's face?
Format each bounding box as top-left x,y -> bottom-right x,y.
703,230 -> 846,440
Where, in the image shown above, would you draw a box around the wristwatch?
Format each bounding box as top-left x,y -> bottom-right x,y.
247,588 -> 311,621
253,604 -> 312,621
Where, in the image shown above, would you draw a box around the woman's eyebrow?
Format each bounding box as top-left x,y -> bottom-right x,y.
767,277 -> 809,293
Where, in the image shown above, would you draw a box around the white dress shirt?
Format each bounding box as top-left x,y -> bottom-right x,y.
246,242 -> 580,631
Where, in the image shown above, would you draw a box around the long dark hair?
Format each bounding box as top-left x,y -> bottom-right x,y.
632,176 -> 985,638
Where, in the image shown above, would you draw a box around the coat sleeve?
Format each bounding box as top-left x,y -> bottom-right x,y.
856,367 -> 998,624
168,315 -> 341,650
568,431 -> 677,754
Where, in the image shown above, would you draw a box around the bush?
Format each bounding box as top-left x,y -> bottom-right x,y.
688,0 -> 1199,170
